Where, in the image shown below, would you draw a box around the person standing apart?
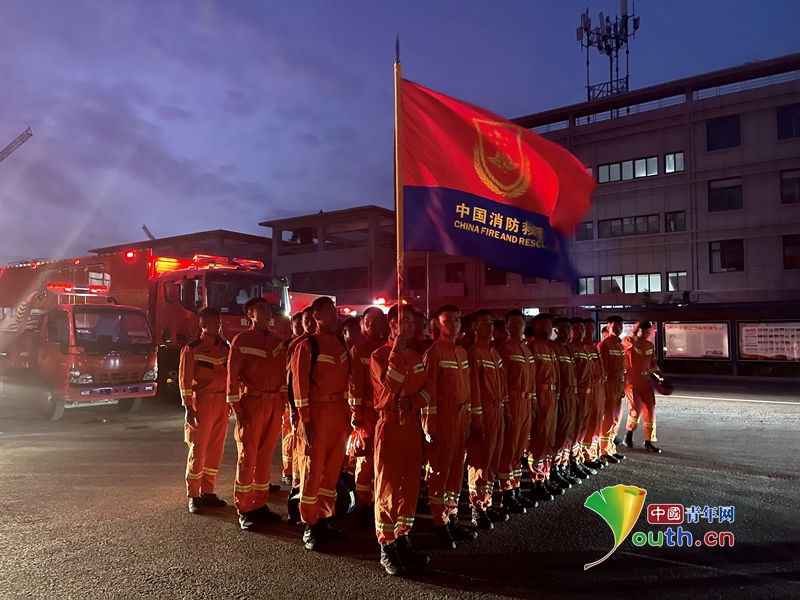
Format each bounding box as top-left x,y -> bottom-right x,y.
623,321 -> 663,453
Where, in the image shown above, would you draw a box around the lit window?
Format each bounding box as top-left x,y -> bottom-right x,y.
578,277 -> 595,295
665,152 -> 685,174
598,165 -> 609,184
635,158 -> 647,178
646,157 -> 658,176
622,160 -> 634,180
609,163 -> 621,182
668,271 -> 688,291
600,275 -> 623,294
624,274 -> 636,294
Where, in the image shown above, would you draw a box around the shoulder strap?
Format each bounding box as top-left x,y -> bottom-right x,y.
308,335 -> 320,386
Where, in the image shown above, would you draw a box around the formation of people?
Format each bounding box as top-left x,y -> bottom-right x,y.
179,297 -> 665,576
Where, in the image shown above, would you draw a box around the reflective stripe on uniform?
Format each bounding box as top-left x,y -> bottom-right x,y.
388,368 -> 405,383
295,398 -> 309,408
413,363 -> 425,373
361,357 -> 371,365
349,397 -> 362,407
240,347 -> 269,359
317,354 -> 335,364
439,360 -> 458,369
194,355 -> 227,366
227,394 -> 240,403
318,487 -> 337,498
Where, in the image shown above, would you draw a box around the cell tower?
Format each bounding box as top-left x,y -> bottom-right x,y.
576,0 -> 640,101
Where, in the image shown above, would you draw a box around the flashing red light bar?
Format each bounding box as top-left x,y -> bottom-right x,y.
47,282 -> 74,293
124,250 -> 136,260
46,282 -> 109,295
231,257 -> 265,270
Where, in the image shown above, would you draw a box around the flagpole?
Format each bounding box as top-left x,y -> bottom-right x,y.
394,36 -> 404,318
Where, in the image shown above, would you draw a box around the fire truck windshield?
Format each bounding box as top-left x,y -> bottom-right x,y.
74,308 -> 153,345
205,272 -> 288,317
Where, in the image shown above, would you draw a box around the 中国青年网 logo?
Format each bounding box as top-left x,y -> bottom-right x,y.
583,485 -> 736,570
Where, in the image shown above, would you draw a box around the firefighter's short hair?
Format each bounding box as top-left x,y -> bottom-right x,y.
311,296 -> 335,314
569,317 -> 585,326
505,309 -> 524,323
554,317 -> 571,326
436,304 -> 461,318
243,297 -> 269,315
198,307 -> 220,320
607,315 -> 624,323
291,312 -> 303,322
387,303 -> 414,324
532,313 -> 551,324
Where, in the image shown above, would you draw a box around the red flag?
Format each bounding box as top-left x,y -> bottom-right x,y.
402,80 -> 594,235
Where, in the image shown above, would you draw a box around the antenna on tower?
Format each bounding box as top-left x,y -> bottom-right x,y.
577,2 -> 641,102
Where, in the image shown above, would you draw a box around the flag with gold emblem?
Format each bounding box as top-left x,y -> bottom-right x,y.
401,79 -> 595,282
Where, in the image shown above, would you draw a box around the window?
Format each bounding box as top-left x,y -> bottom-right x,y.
577,277 -> 595,295
784,235 -> 800,270
635,158 -> 646,178
575,222 -> 594,241
706,115 -> 741,151
597,156 -> 658,184
621,160 -> 634,181
609,163 -> 621,182
485,264 -> 507,286
598,165 -> 609,184
445,262 -> 465,284
407,266 -> 426,290
601,273 -> 660,293
668,271 -> 688,292
646,157 -> 658,176
781,170 -> 800,205
162,281 -> 175,304
323,220 -> 369,251
710,240 -> 745,273
521,275 -> 538,284
278,227 -> 318,255
777,103 -> 800,140
600,275 -> 623,294
292,268 -> 368,292
598,214 -> 659,239
708,178 -> 743,212
637,273 -> 661,293
665,152 -> 684,174
665,211 -> 686,232
46,311 -> 70,344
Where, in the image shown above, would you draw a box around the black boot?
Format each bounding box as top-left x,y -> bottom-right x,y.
239,511 -> 256,531
601,453 -> 620,464
549,466 -> 572,489
542,479 -> 565,496
623,430 -> 634,448
380,542 -> 405,576
643,441 -> 662,453
448,514 -> 478,540
574,460 -> 596,477
502,489 -> 526,514
252,505 -> 282,523
435,524 -> 456,549
302,524 -> 318,551
561,465 -> 582,485
515,488 -> 537,510
471,507 -> 494,530
396,535 -> 430,566
269,483 -> 281,492
529,482 -> 554,502
357,504 -> 374,529
188,497 -> 203,514
613,452 -> 627,461
318,517 -> 349,541
486,505 -> 510,522
585,459 -> 605,470
199,493 -> 226,508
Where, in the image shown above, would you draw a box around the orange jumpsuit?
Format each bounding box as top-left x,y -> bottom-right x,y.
526,339 -> 559,482
371,341 -> 435,545
423,337 -> 473,526
227,327 -> 288,515
180,334 -> 230,498
497,338 -> 535,492
553,343 -> 578,467
568,341 -> 593,462
348,336 -> 384,507
581,340 -> 606,462
281,337 -> 298,479
624,337 -> 659,441
292,333 -> 351,526
598,335 -> 626,455
466,340 -> 507,510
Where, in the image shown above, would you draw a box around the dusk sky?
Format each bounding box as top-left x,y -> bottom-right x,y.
0,0 -> 796,263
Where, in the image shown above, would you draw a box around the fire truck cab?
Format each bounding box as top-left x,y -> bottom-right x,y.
0,283 -> 158,420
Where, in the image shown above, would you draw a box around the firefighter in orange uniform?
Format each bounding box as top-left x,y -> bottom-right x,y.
526,313 -> 562,499
280,312 -> 304,485
227,297 -> 288,530
623,321 -> 663,453
581,318 -> 607,471
466,310 -> 511,530
551,318 -> 581,489
371,304 -> 434,575
497,309 -> 537,510
567,318 -> 597,479
424,304 -> 479,549
291,296 -> 351,551
180,307 -> 230,514
348,306 -> 387,527
598,315 -> 627,463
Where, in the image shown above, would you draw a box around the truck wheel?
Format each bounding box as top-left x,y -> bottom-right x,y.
118,397 -> 142,413
40,389 -> 65,421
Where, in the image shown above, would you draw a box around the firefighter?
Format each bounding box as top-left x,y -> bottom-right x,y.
424,304 -> 478,549
291,296 -> 351,551
466,310 -> 510,529
348,306 -> 387,527
280,312 -> 305,485
458,312 -> 476,350
371,303 -> 435,575
342,316 -> 363,350
623,321 -> 664,453
551,317 -> 582,489
491,320 -> 508,349
227,297 -> 288,530
497,309 -> 538,509
567,318 -> 596,479
598,315 -> 627,463
581,318 -> 607,471
180,307 -> 230,514
526,313 -> 562,498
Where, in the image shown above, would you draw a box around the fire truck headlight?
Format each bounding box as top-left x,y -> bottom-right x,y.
69,369 -> 94,385
143,367 -> 158,382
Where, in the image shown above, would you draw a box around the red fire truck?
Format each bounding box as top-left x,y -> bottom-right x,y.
0,250 -> 291,402
0,283 -> 158,420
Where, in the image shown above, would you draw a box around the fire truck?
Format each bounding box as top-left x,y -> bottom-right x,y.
0,283 -> 158,420
0,250 -> 291,402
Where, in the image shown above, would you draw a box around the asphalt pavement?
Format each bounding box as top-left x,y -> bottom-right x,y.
0,379 -> 798,600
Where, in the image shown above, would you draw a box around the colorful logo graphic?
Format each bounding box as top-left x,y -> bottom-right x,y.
583,485 -> 647,570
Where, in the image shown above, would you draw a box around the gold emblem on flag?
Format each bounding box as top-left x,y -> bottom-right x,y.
473,119 -> 531,198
